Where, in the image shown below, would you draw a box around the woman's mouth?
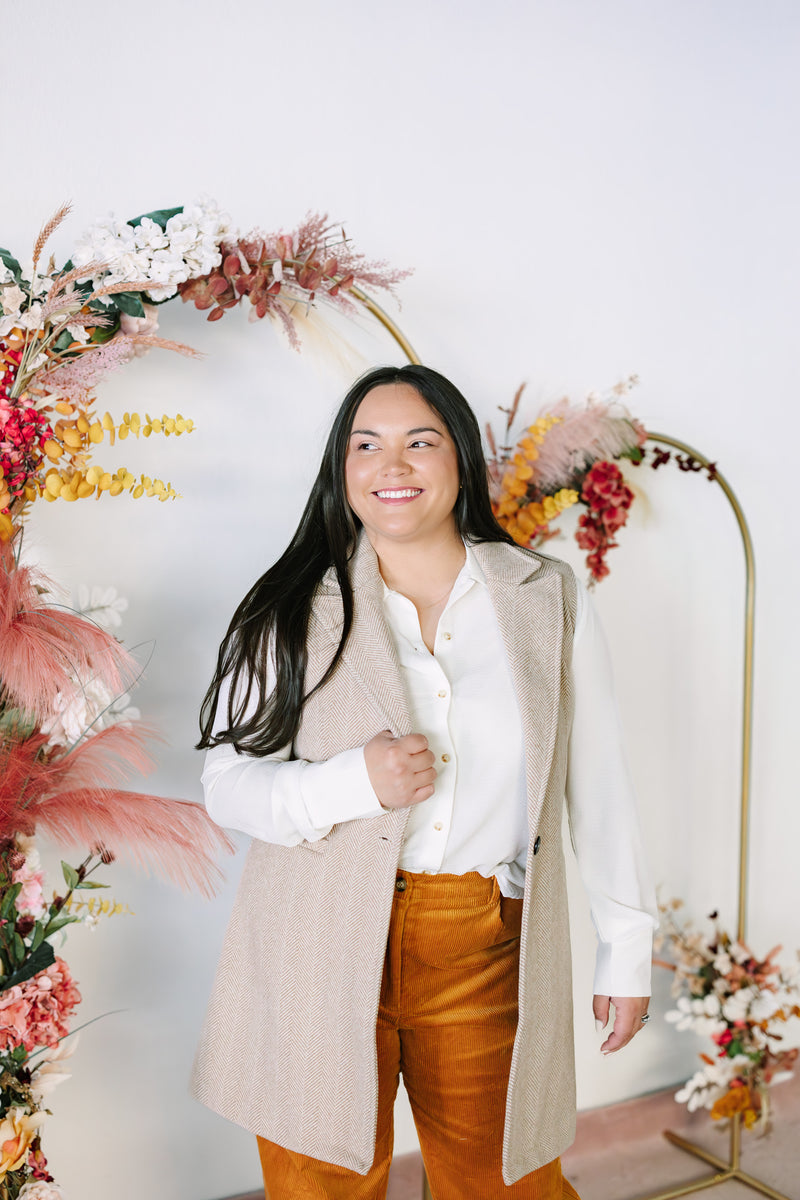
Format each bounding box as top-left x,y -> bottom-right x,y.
373,488 -> 423,501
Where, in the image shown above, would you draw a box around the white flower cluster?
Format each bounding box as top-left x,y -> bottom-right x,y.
40,586 -> 139,747
18,1182 -> 67,1200
72,196 -> 236,302
666,986 -> 791,1037
675,1053 -> 752,1112
40,678 -> 140,749
77,583 -> 129,630
665,994 -> 727,1037
0,269 -> 50,340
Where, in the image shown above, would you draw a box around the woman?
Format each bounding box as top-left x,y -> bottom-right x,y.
192,365 -> 657,1200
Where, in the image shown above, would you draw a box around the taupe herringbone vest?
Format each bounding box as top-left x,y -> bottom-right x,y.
192,538 -> 577,1184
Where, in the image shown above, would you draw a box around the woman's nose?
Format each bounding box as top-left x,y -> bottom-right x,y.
381,448 -> 410,475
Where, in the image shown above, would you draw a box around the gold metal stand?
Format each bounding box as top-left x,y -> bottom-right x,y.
634,435 -> 790,1200
348,285 -> 422,365
336,304 -> 777,1199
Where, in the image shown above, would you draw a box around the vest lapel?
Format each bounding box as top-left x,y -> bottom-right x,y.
471,543 -> 564,831
313,537 -> 413,738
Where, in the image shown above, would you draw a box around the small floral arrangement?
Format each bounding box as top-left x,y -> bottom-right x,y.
656,901 -> 800,1133
0,200 -> 406,542
486,379 -> 645,583
486,379 -> 721,583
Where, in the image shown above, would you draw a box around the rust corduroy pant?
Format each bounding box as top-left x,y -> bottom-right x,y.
258,870 -> 581,1199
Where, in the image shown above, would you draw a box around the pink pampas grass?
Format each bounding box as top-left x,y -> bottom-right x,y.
0,729 -> 233,896
530,397 -> 643,491
0,543 -> 135,722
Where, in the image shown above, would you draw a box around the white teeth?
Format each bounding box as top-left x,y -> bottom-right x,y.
375,489 -> 421,499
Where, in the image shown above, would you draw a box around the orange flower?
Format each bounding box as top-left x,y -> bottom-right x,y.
710,1084 -> 752,1121
0,1109 -> 46,1178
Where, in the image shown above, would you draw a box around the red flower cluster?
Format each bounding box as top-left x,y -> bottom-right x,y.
1,346 -> 54,509
0,405 -> 55,506
575,460 -> 634,582
0,958 -> 82,1054
0,346 -> 21,398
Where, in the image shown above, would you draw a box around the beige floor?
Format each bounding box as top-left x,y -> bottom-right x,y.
224,1073 -> 800,1200
559,1074 -> 800,1200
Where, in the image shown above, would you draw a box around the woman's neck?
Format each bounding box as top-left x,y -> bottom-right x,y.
372,530 -> 467,610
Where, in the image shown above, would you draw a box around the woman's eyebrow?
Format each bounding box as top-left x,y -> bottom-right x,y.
349,426 -> 442,437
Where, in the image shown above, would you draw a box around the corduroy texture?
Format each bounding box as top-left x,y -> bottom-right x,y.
258,871 -> 581,1200
191,538 -> 577,1183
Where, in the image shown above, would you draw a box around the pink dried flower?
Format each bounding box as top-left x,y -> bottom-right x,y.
26,1145 -> 54,1182
13,865 -> 45,919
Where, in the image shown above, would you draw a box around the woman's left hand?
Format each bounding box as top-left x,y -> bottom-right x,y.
593,995 -> 650,1054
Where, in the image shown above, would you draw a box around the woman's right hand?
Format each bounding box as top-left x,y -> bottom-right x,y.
364,731 -> 437,810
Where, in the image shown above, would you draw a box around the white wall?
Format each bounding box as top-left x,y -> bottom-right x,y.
4,1 -> 799,1196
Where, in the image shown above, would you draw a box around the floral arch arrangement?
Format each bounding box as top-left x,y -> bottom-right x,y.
0,198 -> 407,1200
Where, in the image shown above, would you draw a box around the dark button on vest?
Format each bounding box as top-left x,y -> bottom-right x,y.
533,836 -> 541,855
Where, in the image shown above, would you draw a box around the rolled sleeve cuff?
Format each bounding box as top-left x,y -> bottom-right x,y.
593,928 -> 654,997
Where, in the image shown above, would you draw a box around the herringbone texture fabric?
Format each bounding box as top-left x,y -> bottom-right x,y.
257,870 -> 581,1199
191,538 -> 578,1184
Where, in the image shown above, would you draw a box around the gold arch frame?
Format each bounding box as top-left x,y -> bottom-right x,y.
353,296 -> 778,1200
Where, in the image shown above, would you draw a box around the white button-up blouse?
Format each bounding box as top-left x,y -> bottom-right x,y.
202,546 -> 657,997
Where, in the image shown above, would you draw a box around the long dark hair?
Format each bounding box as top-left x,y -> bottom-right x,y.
197,364 -> 514,756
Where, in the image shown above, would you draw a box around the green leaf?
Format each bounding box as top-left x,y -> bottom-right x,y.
61,861 -> 80,891
10,934 -> 25,968
0,884 -> 22,921
0,706 -> 37,741
0,247 -> 23,282
52,329 -> 78,354
128,205 -> 183,229
110,290 -> 146,318
75,880 -> 109,890
42,914 -> 77,938
0,941 -> 55,994
89,324 -> 117,344
29,923 -> 45,952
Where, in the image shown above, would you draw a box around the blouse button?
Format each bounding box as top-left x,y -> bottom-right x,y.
434,822 -> 443,831
437,689 -> 447,699
443,632 -> 452,640
441,753 -> 450,763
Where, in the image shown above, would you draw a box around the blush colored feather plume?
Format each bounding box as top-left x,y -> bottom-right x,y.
531,399 -> 641,490
0,729 -> 233,896
1,547 -> 136,720
33,788 -> 233,897
35,333 -> 199,402
35,337 -> 137,400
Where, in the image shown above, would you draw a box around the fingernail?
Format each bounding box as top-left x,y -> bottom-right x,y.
595,1019 -> 604,1033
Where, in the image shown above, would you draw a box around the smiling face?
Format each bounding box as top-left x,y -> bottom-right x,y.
344,382 -> 461,554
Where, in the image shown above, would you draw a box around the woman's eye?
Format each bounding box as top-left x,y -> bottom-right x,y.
409,439 -> 432,449
355,440 -> 378,451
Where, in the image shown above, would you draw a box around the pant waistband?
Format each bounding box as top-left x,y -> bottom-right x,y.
393,869 -> 502,908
